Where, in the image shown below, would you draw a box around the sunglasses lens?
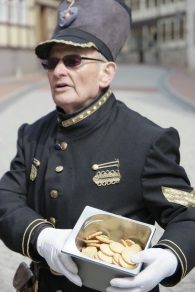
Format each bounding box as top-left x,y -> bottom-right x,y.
41,60 -> 49,70
41,58 -> 59,70
63,55 -> 82,67
41,55 -> 82,70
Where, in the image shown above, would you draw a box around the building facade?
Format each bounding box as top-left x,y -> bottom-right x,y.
1,0 -> 195,77
121,0 -> 195,69
0,0 -> 58,77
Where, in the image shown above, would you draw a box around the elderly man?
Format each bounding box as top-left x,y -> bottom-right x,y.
0,1 -> 194,292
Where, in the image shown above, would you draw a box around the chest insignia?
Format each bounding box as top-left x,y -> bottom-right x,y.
30,158 -> 40,181
162,186 -> 195,207
92,159 -> 121,187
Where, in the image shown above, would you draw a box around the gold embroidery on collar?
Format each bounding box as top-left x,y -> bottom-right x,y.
162,187 -> 195,207
61,88 -> 112,127
92,159 -> 121,186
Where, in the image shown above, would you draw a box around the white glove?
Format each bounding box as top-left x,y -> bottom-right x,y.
106,248 -> 178,292
37,228 -> 82,287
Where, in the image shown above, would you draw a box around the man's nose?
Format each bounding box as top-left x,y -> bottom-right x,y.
53,60 -> 68,75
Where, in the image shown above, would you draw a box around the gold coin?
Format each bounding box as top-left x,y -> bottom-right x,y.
121,244 -> 142,265
97,251 -> 113,264
86,231 -> 103,240
100,243 -> 114,257
118,255 -> 136,269
110,242 -> 124,253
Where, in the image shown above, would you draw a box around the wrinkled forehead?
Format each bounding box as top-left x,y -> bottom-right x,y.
49,43 -> 98,57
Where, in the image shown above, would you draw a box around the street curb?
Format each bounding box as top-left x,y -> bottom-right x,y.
0,79 -> 47,113
160,69 -> 195,111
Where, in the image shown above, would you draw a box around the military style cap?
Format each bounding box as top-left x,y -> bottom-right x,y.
35,0 -> 131,61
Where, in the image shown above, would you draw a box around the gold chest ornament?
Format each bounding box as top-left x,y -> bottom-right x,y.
92,159 -> 121,186
30,158 -> 40,181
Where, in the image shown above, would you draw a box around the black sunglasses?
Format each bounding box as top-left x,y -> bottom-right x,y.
41,54 -> 105,70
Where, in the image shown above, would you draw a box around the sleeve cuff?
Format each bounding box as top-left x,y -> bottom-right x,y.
22,219 -> 54,262
154,239 -> 187,285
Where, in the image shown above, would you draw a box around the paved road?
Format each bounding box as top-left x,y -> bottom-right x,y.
0,65 -> 194,291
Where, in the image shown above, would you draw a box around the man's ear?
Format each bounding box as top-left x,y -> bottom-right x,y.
99,62 -> 117,88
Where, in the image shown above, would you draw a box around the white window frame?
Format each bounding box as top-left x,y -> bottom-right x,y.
9,0 -> 19,24
18,0 -> 28,25
0,0 -> 8,22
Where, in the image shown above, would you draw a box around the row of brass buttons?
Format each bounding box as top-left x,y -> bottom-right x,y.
48,142 -> 68,228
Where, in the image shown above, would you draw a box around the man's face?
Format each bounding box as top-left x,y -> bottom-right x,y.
47,43 -> 106,113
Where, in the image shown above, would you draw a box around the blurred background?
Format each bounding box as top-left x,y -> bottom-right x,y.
0,0 -> 195,77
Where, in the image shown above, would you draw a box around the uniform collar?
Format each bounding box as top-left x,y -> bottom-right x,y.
57,87 -> 112,128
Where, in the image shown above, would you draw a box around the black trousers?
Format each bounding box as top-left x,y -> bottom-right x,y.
37,268 -> 160,292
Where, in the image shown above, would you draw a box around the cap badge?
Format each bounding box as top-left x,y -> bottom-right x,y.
59,2 -> 78,28
59,7 -> 78,28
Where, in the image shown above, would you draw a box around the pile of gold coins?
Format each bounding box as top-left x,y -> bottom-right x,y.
81,231 -> 142,269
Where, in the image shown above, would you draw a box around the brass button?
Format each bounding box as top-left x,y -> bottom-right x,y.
60,142 -> 68,150
55,166 -> 64,173
50,190 -> 59,199
49,217 -> 56,225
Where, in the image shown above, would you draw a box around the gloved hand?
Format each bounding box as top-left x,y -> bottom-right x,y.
106,248 -> 178,292
37,228 -> 82,287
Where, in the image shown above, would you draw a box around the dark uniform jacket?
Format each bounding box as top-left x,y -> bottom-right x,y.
0,88 -> 195,292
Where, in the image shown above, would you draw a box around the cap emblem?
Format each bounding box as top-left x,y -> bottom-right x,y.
59,7 -> 78,28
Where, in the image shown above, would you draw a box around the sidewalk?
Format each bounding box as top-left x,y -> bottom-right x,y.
163,67 -> 195,109
0,72 -> 47,100
0,66 -> 195,109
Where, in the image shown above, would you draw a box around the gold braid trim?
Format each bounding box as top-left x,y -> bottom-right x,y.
157,239 -> 187,279
22,219 -> 54,257
60,88 -> 112,127
26,221 -> 54,262
162,187 -> 195,207
37,39 -> 98,51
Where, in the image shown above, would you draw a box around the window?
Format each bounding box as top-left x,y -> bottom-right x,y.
170,21 -> 174,40
0,0 -> 28,25
131,0 -> 140,10
179,18 -> 184,40
9,0 -> 18,24
146,0 -> 158,7
162,22 -> 166,42
19,0 -> 27,25
0,0 -> 8,22
146,0 -> 150,8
